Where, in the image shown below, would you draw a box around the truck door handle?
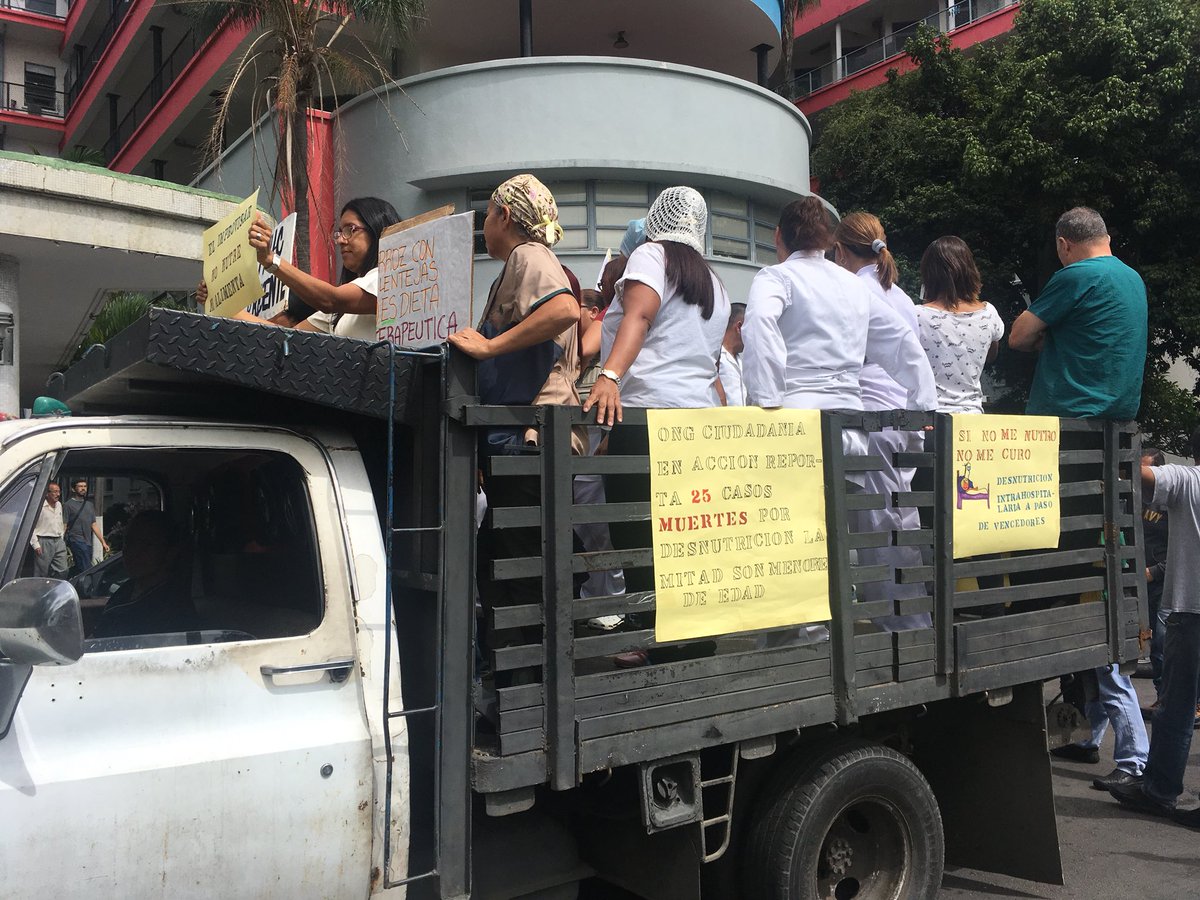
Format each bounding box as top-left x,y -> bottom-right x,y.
260,657 -> 355,684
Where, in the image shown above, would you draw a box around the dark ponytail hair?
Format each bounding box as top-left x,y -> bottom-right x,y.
339,196 -> 401,282
778,196 -> 834,255
659,241 -> 716,320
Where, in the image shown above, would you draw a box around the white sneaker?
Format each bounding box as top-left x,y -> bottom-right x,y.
587,615 -> 624,631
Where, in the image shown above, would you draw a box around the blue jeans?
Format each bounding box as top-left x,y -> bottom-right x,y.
1143,612 -> 1200,806
1081,663 -> 1150,775
66,535 -> 93,578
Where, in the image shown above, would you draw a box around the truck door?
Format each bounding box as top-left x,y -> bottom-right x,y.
0,424 -> 374,899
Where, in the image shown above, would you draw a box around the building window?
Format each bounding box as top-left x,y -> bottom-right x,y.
468,181 -> 782,265
24,63 -> 56,116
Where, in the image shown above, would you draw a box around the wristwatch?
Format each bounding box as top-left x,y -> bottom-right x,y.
599,368 -> 622,388
267,253 -> 282,274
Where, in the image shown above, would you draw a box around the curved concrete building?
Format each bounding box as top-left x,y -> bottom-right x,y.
197,0 -> 813,302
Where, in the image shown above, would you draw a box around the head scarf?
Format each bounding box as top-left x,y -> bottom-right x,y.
492,174 -> 564,247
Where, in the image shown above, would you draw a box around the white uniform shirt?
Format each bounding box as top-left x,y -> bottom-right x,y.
306,268 -> 379,340
742,251 -> 937,412
718,347 -> 746,406
855,266 -> 929,411
30,500 -> 65,548
601,242 -> 730,409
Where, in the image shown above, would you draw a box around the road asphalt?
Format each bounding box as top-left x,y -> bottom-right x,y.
941,673 -> 1200,900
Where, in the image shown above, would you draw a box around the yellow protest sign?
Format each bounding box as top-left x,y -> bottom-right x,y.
202,189 -> 263,318
951,414 -> 1060,558
647,407 -> 830,642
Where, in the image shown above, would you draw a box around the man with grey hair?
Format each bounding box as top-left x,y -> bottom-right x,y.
1010,206 -> 1150,793
1010,206 -> 1147,418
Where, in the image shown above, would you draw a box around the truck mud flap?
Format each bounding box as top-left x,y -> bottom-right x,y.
910,681 -> 1063,885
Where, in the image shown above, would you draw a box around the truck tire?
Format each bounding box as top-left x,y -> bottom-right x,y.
742,739 -> 943,900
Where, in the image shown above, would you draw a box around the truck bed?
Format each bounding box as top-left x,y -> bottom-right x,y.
442,404 -> 1144,796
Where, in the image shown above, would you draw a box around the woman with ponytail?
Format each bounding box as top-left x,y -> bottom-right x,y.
833,212 -> 934,631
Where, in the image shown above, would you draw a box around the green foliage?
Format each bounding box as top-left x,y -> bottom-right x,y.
72,292 -> 191,363
812,0 -> 1200,434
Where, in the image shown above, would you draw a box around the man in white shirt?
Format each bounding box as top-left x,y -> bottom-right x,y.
31,483 -> 69,577
717,303 -> 746,406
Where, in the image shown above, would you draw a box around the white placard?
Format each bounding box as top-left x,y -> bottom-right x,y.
243,213 -> 297,320
376,210 -> 474,348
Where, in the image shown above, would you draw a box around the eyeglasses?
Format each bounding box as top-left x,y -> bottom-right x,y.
331,223 -> 367,243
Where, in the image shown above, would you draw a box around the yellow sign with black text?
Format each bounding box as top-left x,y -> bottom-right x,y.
647,407 -> 830,642
202,189 -> 263,319
951,414 -> 1060,558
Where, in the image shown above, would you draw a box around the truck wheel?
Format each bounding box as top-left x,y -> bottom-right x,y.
742,740 -> 943,900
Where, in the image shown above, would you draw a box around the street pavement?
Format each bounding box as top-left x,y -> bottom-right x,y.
941,673 -> 1200,899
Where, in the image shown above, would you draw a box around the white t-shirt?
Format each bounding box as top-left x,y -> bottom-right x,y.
915,302 -> 1004,413
601,242 -> 730,409
855,266 -> 926,411
742,251 -> 936,412
306,268 -> 379,340
719,346 -> 746,406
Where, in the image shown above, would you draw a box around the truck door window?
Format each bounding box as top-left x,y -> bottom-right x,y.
0,461 -> 41,578
50,448 -> 324,651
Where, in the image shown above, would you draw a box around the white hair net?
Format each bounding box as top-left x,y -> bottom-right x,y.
643,187 -> 707,255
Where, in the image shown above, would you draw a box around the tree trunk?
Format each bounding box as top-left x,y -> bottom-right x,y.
781,1 -> 795,99
290,101 -> 311,274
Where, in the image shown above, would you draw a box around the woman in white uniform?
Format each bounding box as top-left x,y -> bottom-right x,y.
585,186 -> 730,665
742,197 -> 935,429
832,212 -> 934,631
743,197 -> 936,644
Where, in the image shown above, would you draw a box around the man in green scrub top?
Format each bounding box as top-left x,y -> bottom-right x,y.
1010,206 -> 1147,417
1011,206 -> 1150,793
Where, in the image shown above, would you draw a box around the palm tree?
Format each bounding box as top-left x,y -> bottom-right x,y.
780,0 -> 822,99
186,0 -> 426,271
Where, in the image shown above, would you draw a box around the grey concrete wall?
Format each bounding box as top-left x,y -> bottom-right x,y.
191,113 -> 284,217
335,56 -> 812,215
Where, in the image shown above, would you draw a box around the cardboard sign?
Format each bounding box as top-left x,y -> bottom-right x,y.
376,208 -> 474,348
203,190 -> 263,318
244,213 -> 297,320
951,414 -> 1061,558
648,408 -> 830,642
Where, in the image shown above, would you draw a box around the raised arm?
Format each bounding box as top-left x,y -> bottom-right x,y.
248,214 -> 375,315
583,281 -> 662,425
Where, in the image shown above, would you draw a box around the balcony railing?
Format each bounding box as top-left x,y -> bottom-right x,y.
64,0 -> 133,109
2,80 -> 66,117
0,0 -> 65,18
785,0 -> 1017,99
103,28 -> 201,161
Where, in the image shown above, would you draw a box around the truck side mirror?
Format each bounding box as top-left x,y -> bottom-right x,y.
0,578 -> 83,666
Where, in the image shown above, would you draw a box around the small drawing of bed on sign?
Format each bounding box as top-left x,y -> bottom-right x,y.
956,463 -> 990,510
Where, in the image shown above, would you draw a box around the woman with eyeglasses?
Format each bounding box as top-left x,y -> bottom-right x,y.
223,196 -> 401,337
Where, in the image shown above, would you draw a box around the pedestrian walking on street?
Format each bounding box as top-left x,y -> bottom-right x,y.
31,483 -> 69,578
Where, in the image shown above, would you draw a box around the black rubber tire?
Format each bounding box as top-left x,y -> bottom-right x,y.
741,739 -> 944,900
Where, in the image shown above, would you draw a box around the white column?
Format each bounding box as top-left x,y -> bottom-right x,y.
833,21 -> 844,79
939,0 -> 951,33
0,255 -> 18,418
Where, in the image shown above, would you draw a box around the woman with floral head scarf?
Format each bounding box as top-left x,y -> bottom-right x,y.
447,174 -> 582,687
448,173 -> 581,429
